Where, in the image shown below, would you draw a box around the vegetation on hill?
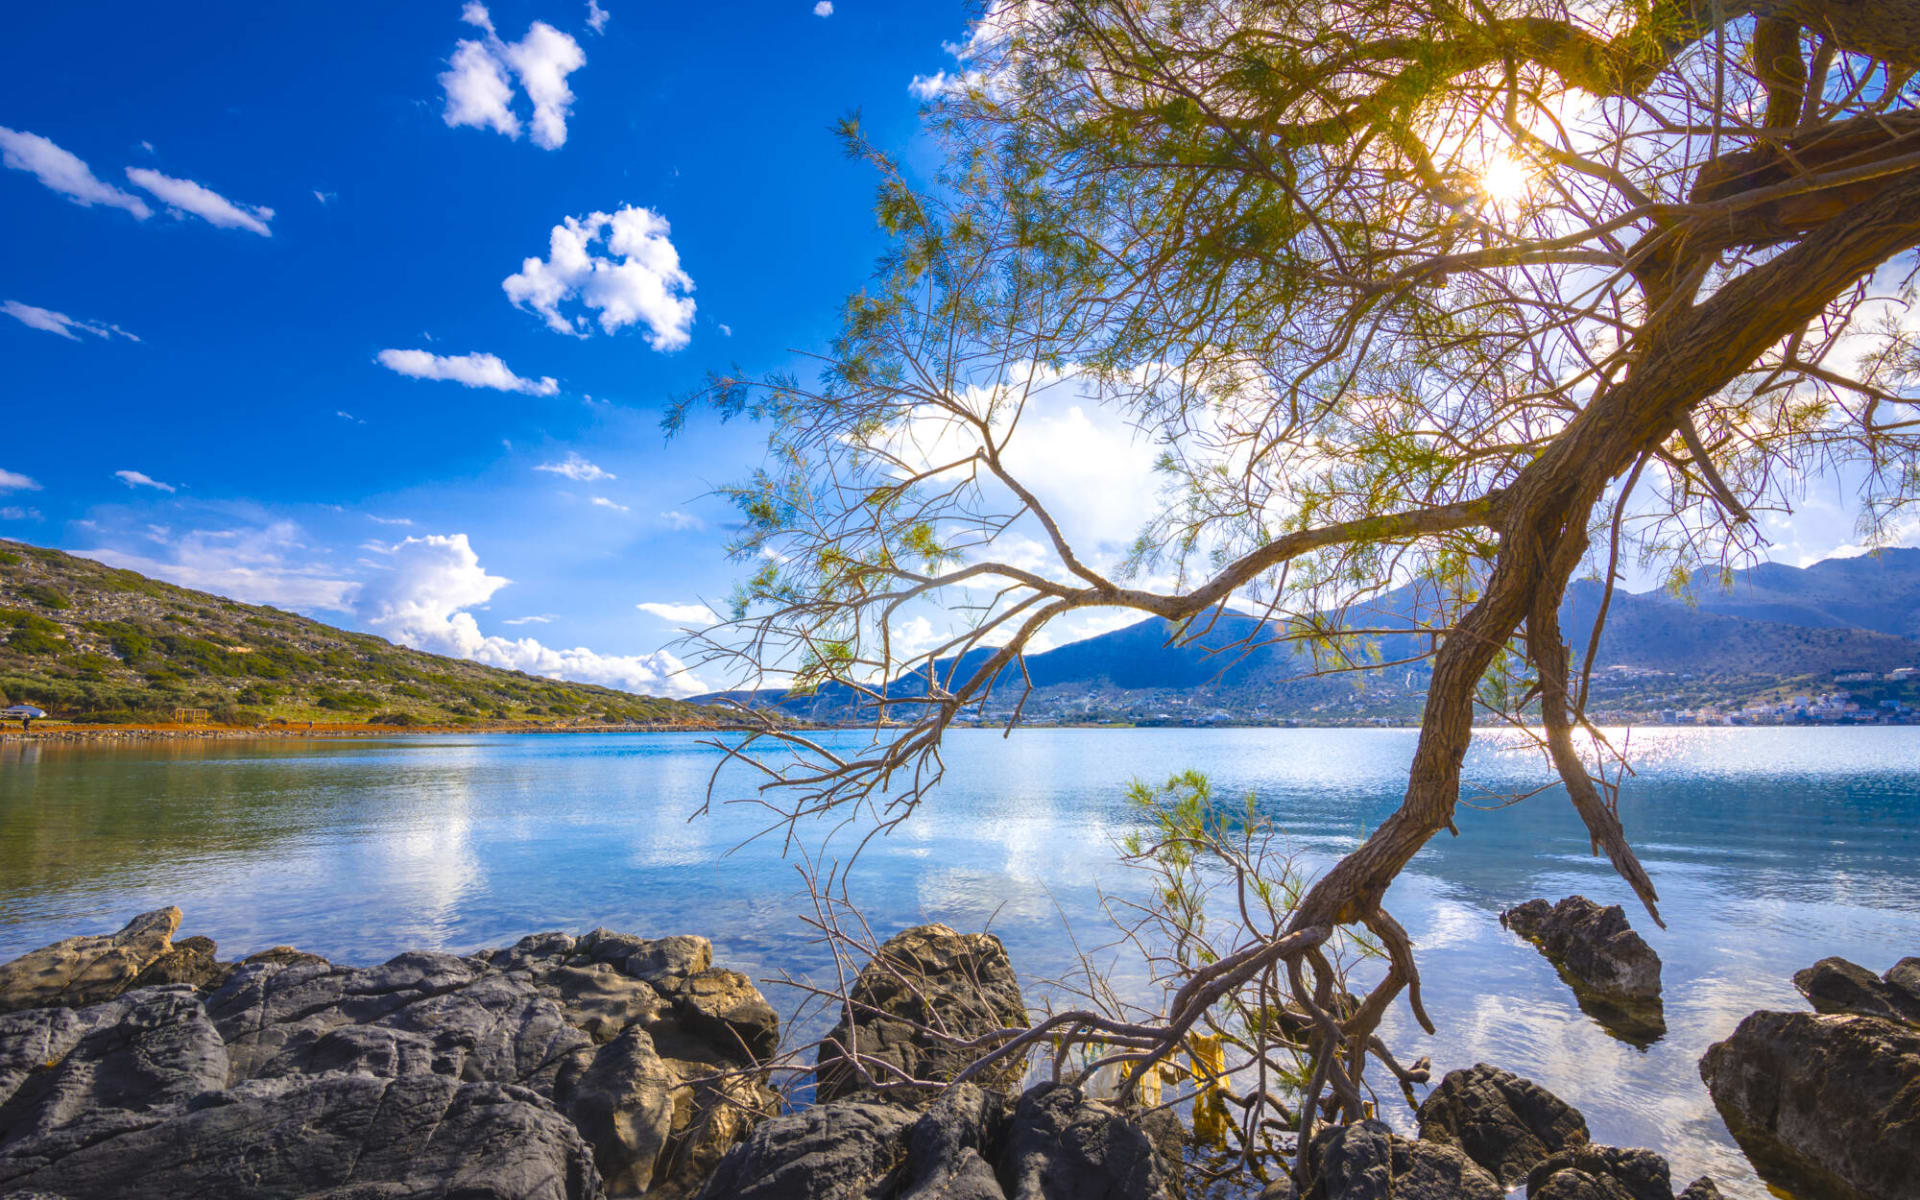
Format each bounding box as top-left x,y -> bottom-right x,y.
0,539 -> 725,727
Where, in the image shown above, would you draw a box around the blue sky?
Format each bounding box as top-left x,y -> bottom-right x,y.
0,0 -> 983,695
1,0 -> 1906,698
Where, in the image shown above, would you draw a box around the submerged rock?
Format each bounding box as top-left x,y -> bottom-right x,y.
1501,897 -> 1664,1043
1415,1062 -> 1589,1186
0,912 -> 782,1200
815,924 -> 1030,1107
1700,1006 -> 1920,1200
0,908 -> 182,1015
1302,1119 -> 1503,1200
695,1081 -> 1174,1200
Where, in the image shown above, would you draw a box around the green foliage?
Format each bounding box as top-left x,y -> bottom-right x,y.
16,584 -> 70,610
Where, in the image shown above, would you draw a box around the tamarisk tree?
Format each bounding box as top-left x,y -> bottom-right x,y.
674,0 -> 1920,1170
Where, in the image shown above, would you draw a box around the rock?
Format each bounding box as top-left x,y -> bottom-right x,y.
674,968 -> 780,1062
695,1101 -> 915,1199
1525,1145 -> 1674,1200
1416,1062 -> 1589,1185
0,1072 -> 601,1199
816,925 -> 1029,1107
1302,1119 -> 1504,1200
1700,1008 -> 1920,1200
566,1026 -> 678,1197
997,1081 -> 1175,1200
126,936 -> 230,993
1501,897 -> 1664,1042
626,935 -> 713,993
696,1081 -> 1174,1200
0,909 -> 182,1015
1793,956 -> 1920,1025
240,944 -> 329,969
1675,1178 -> 1725,1200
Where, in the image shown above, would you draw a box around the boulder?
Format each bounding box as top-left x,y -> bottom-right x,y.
126,936 -> 230,993
1415,1062 -> 1589,1185
675,967 -> 780,1061
1524,1145 -> 1674,1200
816,925 -> 1029,1107
1301,1119 -> 1503,1200
0,1072 -> 601,1199
1501,897 -> 1664,1042
1699,1008 -> 1920,1200
696,1081 -> 1174,1200
1793,956 -> 1920,1026
565,1026 -> 679,1197
0,909 -> 182,1015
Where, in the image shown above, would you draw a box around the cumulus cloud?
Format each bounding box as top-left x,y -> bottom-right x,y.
502,205 -> 696,350
0,468 -> 40,492
3,300 -> 138,342
660,509 -> 704,531
115,469 -> 177,493
125,167 -> 273,236
440,4 -> 586,150
637,601 -> 720,625
813,1 -> 834,14
0,126 -> 151,218
585,0 -> 610,31
534,452 -> 613,481
358,533 -> 702,695
80,522 -> 358,611
376,348 -> 559,395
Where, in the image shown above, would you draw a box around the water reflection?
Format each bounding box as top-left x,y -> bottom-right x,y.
1,727 -> 1916,1196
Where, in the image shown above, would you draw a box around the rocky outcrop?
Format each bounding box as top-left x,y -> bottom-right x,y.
1792,955 -> 1920,1025
1501,896 -> 1664,1042
1700,1007 -> 1920,1200
1525,1145 -> 1723,1200
0,909 -> 183,1015
1414,1062 -> 1588,1185
0,914 -> 781,1200
696,1081 -> 1175,1200
815,924 -> 1029,1107
1300,1119 -> 1504,1200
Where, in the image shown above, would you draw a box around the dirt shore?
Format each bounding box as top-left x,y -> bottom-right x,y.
0,720 -> 755,745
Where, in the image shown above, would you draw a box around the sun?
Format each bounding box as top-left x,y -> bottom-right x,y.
1479,150 -> 1532,203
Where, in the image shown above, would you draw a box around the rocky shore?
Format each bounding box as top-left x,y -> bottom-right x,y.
0,908 -> 1913,1200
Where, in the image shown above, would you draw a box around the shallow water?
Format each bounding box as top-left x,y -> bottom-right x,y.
2,726 -> 1916,1196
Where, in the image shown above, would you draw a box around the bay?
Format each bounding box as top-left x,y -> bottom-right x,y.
2,726 -> 1916,1196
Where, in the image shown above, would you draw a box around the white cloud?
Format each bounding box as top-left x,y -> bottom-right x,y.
717,323 -> 732,337
314,189 -> 337,205
80,522 -> 358,611
440,4 -> 585,150
590,496 -> 630,513
0,126 -> 151,218
585,0 -> 610,31
124,167 -> 273,236
534,452 -> 613,481
367,515 -> 414,526
358,533 -> 702,695
637,601 -> 720,625
1,507 -> 42,521
376,348 -> 559,395
501,613 -> 554,625
502,205 -> 696,350
115,469 -> 177,493
660,509 -> 704,531
813,1 -> 834,14
0,468 -> 40,492
3,300 -> 139,342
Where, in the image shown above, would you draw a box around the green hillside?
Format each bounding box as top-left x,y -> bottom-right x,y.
0,539 -> 725,727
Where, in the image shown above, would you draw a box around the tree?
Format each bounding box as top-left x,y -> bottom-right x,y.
675,0 -> 1920,1173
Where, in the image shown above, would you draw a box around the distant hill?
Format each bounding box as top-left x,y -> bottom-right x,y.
0,539 -> 729,727
706,550 -> 1920,724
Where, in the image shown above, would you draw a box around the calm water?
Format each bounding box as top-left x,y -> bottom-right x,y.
2,727 -> 1916,1196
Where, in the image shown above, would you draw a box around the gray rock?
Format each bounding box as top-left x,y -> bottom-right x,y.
1524,1145 -> 1674,1200
816,925 -> 1029,1107
674,968 -> 780,1061
1501,897 -> 1662,1003
126,936 -> 229,993
626,936 -> 713,994
1416,1061 -> 1589,1185
0,1072 -> 601,1199
566,1026 -> 678,1197
897,1084 -> 1010,1200
0,909 -> 182,1015
1700,1009 -> 1920,1200
1793,956 -> 1920,1026
1675,1178 -> 1725,1200
695,1101 -> 915,1200
997,1082 -> 1174,1200
1303,1119 -> 1503,1200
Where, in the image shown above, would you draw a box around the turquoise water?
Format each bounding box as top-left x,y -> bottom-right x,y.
2,727 -> 1916,1195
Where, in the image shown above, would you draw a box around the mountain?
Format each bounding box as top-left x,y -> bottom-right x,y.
707,550 -> 1920,724
0,539 -> 729,727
